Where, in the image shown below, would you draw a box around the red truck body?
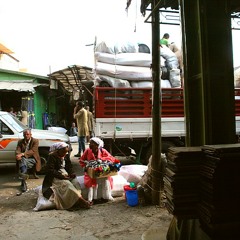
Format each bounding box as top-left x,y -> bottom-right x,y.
94,87 -> 240,163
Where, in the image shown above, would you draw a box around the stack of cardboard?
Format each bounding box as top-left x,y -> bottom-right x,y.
199,144 -> 240,239
164,146 -> 203,218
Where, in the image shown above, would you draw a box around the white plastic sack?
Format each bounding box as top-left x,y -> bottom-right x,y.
130,81 -> 152,88
95,40 -> 138,54
161,79 -> 172,88
169,69 -> 181,88
160,56 -> 166,67
118,164 -> 148,185
33,187 -> 56,211
96,75 -> 131,88
48,127 -> 67,134
111,174 -> 128,197
95,62 -> 152,81
69,136 -> 78,143
130,80 -> 172,89
160,45 -> 179,70
76,175 -> 86,189
95,52 -> 152,67
76,174 -> 127,198
33,185 -> 42,194
234,66 -> 240,87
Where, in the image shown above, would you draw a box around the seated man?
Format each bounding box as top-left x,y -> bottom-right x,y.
69,122 -> 78,137
15,129 -> 41,192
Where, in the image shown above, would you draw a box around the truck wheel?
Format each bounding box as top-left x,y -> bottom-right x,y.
142,146 -> 152,165
142,141 -> 176,164
162,141 -> 176,153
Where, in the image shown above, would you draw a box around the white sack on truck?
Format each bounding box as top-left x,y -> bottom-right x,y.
169,69 -> 181,88
130,80 -> 172,89
160,45 -> 179,70
96,75 -> 131,88
95,52 -> 152,67
95,62 -> 152,81
95,40 -> 138,54
130,80 -> 173,99
234,66 -> 240,88
130,81 -> 153,88
161,56 -> 167,67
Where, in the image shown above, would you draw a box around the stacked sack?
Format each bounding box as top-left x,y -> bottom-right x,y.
94,39 -> 181,89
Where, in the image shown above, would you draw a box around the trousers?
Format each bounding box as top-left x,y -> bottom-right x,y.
19,157 -> 36,173
78,136 -> 86,154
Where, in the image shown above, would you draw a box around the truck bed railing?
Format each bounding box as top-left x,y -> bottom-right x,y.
95,87 -> 240,118
95,87 -> 184,118
235,88 -> 240,116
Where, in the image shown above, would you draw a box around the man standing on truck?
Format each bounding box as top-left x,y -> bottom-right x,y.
15,129 -> 41,192
160,33 -> 170,47
73,101 -> 89,157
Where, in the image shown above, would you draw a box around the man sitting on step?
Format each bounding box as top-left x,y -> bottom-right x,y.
15,129 -> 41,192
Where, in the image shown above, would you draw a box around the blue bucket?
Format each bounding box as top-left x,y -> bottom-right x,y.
126,190 -> 139,207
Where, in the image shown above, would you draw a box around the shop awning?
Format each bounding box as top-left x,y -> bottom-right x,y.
48,65 -> 95,93
0,80 -> 49,93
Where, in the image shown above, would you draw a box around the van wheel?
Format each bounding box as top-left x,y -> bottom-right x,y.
38,149 -> 49,175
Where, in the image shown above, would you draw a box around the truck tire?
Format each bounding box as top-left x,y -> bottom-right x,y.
162,141 -> 176,153
142,141 -> 176,164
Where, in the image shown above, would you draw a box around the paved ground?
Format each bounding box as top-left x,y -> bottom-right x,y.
0,142 -> 172,240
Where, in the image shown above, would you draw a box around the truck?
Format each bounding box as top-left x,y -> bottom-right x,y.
83,41 -> 240,164
93,86 -> 240,164
0,111 -> 71,171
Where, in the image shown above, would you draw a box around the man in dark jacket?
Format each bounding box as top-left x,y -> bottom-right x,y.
15,129 -> 41,192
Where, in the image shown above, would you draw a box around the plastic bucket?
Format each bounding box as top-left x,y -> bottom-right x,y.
126,190 -> 139,207
124,185 -> 136,199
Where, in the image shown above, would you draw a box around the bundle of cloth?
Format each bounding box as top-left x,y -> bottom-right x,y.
94,39 -> 181,89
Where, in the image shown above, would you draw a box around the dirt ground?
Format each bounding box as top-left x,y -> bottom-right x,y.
0,143 -> 172,240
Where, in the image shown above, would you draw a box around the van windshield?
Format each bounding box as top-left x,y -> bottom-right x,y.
2,113 -> 28,133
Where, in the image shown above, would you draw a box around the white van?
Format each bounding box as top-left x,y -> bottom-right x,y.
0,111 -> 71,172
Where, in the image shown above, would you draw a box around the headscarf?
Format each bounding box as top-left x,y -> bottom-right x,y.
49,142 -> 69,152
90,137 -> 104,148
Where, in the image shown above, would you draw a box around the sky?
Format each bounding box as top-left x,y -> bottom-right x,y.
0,0 -> 239,76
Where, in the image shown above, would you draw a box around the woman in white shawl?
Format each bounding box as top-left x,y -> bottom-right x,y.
42,142 -> 90,210
80,137 -> 119,205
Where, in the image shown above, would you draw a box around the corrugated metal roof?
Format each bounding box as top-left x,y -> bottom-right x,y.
0,80 -> 48,93
48,65 -> 94,93
139,0 -> 240,16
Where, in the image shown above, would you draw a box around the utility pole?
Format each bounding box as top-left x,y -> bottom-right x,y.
151,0 -> 162,205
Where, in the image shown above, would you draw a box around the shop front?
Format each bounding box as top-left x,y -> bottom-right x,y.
0,68 -> 49,129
